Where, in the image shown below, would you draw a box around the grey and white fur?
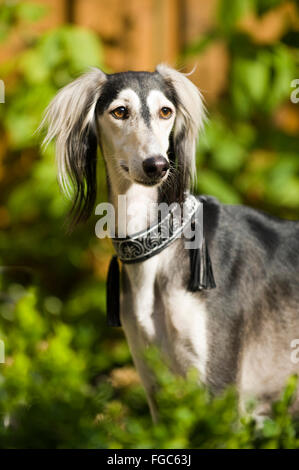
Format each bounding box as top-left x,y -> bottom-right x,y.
41,64 -> 299,423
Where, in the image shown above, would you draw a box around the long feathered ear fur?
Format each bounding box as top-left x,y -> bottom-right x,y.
156,64 -> 205,203
40,68 -> 107,228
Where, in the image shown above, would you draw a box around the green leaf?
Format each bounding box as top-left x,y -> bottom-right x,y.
16,3 -> 47,22
217,0 -> 253,34
197,169 -> 242,204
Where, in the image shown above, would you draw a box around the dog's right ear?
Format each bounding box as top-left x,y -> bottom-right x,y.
156,64 -> 205,202
40,68 -> 107,228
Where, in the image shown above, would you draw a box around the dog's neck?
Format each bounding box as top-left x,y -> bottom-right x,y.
111,182 -> 159,237
103,153 -> 159,237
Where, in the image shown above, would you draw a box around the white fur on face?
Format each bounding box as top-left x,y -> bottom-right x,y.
146,90 -> 175,155
97,88 -> 175,186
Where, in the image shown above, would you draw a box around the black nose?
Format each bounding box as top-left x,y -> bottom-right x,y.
142,156 -> 169,179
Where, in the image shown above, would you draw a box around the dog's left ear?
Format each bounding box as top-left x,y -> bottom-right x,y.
40,68 -> 107,228
156,64 -> 205,200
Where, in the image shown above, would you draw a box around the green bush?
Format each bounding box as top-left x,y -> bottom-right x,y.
189,0 -> 299,218
0,289 -> 298,449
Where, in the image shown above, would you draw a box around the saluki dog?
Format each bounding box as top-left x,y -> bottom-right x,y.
42,65 -> 299,422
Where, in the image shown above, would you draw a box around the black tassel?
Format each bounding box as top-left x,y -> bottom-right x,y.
204,240 -> 216,289
106,255 -> 121,327
188,237 -> 216,291
188,243 -> 201,292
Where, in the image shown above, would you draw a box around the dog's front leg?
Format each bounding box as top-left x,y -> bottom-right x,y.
127,341 -> 160,424
120,292 -> 159,423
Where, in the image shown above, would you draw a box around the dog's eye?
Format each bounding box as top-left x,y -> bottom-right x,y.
159,107 -> 173,119
110,106 -> 128,120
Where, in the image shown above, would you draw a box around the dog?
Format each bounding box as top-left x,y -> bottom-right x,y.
41,64 -> 299,422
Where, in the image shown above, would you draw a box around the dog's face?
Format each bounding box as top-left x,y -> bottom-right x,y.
97,72 -> 177,187
42,64 -> 205,225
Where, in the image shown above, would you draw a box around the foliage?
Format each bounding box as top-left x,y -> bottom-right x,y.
0,289 -> 298,449
187,0 -> 299,218
0,0 -> 298,449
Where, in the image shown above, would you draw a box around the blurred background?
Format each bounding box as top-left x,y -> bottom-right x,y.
0,0 -> 298,449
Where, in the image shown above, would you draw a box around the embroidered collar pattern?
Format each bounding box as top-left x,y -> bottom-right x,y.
112,194 -> 201,264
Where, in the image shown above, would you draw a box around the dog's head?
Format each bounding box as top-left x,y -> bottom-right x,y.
41,65 -> 205,226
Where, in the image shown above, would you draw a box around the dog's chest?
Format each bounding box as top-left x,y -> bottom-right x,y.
124,248 -> 208,382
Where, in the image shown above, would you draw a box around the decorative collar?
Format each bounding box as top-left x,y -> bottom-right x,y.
112,194 -> 201,264
106,194 -> 216,326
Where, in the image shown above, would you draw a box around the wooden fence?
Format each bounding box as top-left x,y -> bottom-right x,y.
0,0 -> 296,102
0,0 -> 230,102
